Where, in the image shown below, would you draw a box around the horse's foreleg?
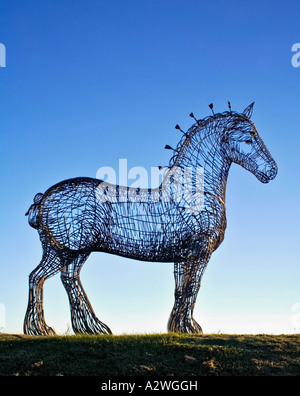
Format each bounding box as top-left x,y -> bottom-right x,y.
168,255 -> 209,334
61,253 -> 112,335
24,249 -> 62,336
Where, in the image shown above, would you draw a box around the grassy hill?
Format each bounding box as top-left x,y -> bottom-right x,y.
0,333 -> 299,376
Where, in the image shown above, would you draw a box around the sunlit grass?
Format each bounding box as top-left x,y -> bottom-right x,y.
0,333 -> 299,376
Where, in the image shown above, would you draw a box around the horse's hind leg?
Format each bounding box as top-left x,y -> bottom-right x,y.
61,253 -> 112,335
24,248 -> 62,336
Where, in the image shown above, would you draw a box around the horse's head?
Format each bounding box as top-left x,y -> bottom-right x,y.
221,103 -> 278,183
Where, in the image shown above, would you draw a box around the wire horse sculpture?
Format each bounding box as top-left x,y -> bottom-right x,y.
24,102 -> 277,335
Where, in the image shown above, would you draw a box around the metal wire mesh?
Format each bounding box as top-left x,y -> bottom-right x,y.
24,103 -> 277,335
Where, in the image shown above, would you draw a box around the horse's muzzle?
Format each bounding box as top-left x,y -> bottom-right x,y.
266,164 -> 278,181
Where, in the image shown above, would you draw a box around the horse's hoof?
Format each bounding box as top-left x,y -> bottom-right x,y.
167,316 -> 203,334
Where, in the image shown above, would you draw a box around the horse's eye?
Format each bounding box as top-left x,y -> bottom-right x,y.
250,131 -> 255,137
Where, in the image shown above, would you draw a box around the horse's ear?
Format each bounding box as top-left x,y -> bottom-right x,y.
243,102 -> 255,118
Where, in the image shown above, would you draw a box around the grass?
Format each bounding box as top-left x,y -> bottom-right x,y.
0,333 -> 299,376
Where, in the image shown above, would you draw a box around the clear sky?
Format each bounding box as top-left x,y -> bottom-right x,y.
0,0 -> 299,335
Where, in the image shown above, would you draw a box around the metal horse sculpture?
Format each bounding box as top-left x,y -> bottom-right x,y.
24,102 -> 277,335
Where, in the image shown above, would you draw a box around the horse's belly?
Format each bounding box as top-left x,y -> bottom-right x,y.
99,227 -> 183,262
96,201 -> 185,260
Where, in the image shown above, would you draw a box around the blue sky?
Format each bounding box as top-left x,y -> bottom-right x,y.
0,0 -> 299,334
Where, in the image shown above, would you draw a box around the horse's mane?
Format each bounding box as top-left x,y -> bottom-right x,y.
168,110 -> 246,168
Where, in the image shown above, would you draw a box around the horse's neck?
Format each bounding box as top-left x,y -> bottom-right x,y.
170,122 -> 231,209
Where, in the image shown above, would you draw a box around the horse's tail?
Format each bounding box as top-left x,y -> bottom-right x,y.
25,193 -> 44,229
